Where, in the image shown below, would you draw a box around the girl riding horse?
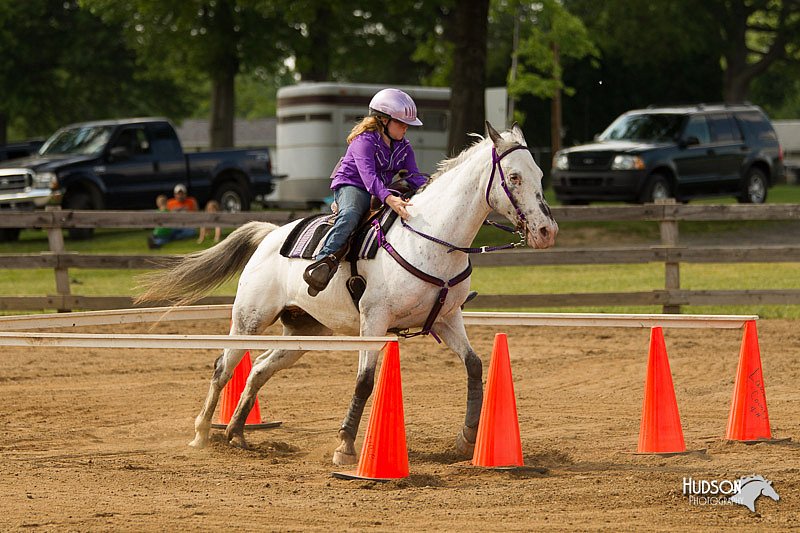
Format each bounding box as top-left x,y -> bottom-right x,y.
303,88 -> 427,296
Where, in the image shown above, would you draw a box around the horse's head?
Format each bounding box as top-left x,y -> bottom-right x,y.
485,121 -> 558,249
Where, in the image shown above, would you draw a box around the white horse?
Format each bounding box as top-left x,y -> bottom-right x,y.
137,122 -> 558,466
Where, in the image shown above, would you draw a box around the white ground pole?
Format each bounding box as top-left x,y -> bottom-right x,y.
0,306 -> 756,350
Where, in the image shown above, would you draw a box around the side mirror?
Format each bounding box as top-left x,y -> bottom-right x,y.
679,136 -> 700,148
109,145 -> 130,160
593,133 -> 601,142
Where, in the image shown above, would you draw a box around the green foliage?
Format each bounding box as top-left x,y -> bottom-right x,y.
506,0 -> 598,102
0,0 -> 200,140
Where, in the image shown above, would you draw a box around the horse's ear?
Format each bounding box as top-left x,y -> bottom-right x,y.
486,121 -> 503,147
511,122 -> 527,147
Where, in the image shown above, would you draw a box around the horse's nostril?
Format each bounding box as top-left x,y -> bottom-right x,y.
539,227 -> 549,239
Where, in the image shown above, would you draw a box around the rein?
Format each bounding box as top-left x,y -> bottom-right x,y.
373,143 -> 529,339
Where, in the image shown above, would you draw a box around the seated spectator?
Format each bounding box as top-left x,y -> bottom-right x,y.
147,184 -> 198,249
197,200 -> 222,244
148,194 -> 172,249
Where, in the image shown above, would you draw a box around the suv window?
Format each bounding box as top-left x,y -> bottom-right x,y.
708,114 -> 742,142
599,113 -> 683,142
682,115 -> 711,144
736,111 -> 778,142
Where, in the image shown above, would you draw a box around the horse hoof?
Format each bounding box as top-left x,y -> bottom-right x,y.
455,427 -> 477,457
333,449 -> 358,466
225,427 -> 249,449
188,436 -> 207,449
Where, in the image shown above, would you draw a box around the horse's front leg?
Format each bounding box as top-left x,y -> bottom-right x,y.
333,346 -> 380,466
434,311 -> 483,457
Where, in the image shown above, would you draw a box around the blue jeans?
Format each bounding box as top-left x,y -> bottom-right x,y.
316,185 -> 372,259
152,228 -> 197,247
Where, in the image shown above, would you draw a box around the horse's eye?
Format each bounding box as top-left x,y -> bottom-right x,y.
509,172 -> 522,186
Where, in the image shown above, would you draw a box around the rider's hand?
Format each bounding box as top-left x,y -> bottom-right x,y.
385,194 -> 413,220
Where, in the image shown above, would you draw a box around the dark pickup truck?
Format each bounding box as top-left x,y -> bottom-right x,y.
0,117 -> 280,240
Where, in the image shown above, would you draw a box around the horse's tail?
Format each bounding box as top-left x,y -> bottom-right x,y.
135,221 -> 279,306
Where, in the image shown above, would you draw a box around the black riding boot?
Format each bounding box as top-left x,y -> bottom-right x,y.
304,254 -> 340,296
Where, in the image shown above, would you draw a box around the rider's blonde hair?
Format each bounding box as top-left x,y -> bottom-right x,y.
347,115 -> 383,144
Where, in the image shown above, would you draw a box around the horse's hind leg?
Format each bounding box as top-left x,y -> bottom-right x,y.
434,312 -> 484,457
188,346 -> 249,448
224,310 -> 332,448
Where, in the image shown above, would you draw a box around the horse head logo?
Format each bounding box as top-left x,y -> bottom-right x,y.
729,475 -> 780,513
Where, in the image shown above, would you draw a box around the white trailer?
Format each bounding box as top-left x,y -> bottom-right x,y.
273,82 -> 506,206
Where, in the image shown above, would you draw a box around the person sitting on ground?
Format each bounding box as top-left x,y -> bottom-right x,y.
148,184 -> 199,249
147,194 -> 173,249
303,88 -> 427,296
197,200 -> 222,244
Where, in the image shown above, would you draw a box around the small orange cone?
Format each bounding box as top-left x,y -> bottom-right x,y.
216,351 -> 263,425
637,327 -> 686,454
726,320 -> 772,441
334,341 -> 409,481
472,333 -> 524,468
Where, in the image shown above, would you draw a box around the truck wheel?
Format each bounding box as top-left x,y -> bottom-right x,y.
62,191 -> 95,240
738,167 -> 767,204
638,174 -> 672,203
0,228 -> 21,242
214,182 -> 250,212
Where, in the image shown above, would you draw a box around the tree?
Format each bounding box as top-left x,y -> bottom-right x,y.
504,0 -> 597,154
707,0 -> 800,103
82,0 -> 290,148
447,0 -> 490,154
0,0 -> 195,143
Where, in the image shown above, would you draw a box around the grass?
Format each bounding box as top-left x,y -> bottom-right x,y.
2,185 -> 800,318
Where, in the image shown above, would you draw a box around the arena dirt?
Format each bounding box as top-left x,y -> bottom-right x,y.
2,318 -> 798,531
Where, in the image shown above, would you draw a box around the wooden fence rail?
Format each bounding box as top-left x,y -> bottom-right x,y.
1,203 -> 799,312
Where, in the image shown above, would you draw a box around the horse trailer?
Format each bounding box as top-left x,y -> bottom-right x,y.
272,82 -> 507,207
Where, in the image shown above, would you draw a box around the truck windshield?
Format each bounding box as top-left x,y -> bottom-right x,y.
599,113 -> 683,142
40,126 -> 114,156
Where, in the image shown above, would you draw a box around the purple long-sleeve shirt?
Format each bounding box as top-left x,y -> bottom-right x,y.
331,130 -> 426,202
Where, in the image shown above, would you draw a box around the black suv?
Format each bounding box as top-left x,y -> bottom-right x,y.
552,104 -> 783,204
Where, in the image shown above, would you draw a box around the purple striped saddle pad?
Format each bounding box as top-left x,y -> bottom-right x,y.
279,209 -> 398,260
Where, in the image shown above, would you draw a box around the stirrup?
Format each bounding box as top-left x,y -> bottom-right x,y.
304,255 -> 339,296
461,290 -> 478,309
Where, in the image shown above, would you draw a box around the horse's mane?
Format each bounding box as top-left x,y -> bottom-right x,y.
429,134 -> 488,180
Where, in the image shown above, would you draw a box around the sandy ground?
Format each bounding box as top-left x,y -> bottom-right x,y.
1,318 -> 798,531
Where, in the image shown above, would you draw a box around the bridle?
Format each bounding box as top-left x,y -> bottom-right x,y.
400,143 -> 531,254
485,144 -> 530,237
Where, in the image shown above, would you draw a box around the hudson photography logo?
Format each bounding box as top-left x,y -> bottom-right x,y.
683,475 -> 780,512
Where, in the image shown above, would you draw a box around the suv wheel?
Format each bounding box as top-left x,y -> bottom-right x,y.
638,174 -> 672,203
62,191 -> 96,240
738,167 -> 767,204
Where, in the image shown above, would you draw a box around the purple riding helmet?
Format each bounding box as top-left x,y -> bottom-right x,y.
368,88 -> 423,126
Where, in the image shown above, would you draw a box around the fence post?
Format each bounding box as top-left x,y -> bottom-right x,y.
657,198 -> 680,314
45,206 -> 71,312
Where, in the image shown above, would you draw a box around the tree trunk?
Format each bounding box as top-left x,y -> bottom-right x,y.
299,4 -> 332,81
447,0 -> 489,155
210,70 -> 236,149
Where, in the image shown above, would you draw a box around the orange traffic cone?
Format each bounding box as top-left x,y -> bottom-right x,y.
211,351 -> 281,430
334,341 -> 409,481
726,320 -> 772,442
637,327 -> 686,454
472,333 -> 524,468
